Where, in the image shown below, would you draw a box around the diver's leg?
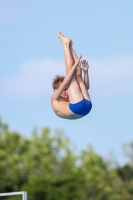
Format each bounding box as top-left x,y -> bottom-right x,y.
70,44 -> 91,101
70,45 -> 82,79
58,32 -> 83,103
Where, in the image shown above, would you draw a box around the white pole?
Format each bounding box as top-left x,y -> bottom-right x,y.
0,191 -> 27,200
22,192 -> 27,200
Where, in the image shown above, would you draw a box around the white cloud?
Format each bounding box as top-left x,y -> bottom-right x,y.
0,59 -> 65,98
89,54 -> 133,96
0,54 -> 133,99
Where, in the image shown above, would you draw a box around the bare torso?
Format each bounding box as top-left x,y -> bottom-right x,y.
51,95 -> 83,120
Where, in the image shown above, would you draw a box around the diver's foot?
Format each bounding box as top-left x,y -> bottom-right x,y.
58,32 -> 71,46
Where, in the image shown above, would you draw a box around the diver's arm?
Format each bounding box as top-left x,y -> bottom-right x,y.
80,60 -> 90,90
52,55 -> 82,101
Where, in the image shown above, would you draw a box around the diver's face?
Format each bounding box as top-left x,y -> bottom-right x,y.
61,89 -> 69,100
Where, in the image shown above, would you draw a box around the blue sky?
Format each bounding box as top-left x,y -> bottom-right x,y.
0,0 -> 133,164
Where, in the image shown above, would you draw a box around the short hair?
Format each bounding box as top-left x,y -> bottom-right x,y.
52,75 -> 65,90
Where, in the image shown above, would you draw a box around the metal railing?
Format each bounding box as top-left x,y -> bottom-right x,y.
0,191 -> 27,200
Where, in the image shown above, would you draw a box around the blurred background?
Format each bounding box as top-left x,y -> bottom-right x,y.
0,0 -> 133,199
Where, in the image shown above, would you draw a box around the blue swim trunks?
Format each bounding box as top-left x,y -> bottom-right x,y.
69,99 -> 92,116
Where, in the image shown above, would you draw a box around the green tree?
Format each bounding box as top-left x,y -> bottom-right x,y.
1,118 -> 133,200
75,146 -> 125,200
116,143 -> 133,200
0,118 -> 30,192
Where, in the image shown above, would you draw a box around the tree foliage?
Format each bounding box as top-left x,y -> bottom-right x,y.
0,118 -> 133,200
116,143 -> 133,200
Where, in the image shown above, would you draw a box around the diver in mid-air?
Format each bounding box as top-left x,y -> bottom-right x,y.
51,32 -> 92,120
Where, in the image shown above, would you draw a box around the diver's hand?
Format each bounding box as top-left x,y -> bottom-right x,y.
80,60 -> 89,72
